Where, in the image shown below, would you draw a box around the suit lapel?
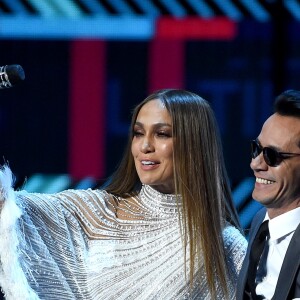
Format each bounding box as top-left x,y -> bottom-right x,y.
272,223 -> 300,300
236,209 -> 266,299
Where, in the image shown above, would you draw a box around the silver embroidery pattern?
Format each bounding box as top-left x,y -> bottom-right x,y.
0,184 -> 247,300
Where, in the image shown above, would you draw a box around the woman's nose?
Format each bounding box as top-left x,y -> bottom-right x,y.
141,139 -> 154,153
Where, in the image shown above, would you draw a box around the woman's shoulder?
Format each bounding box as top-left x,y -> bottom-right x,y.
57,188 -> 136,215
58,187 -> 108,199
56,188 -> 113,210
222,223 -> 248,251
222,224 -> 248,278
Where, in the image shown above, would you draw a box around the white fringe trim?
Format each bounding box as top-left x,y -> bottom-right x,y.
0,166 -> 39,300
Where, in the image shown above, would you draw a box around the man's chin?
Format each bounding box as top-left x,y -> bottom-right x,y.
253,194 -> 274,207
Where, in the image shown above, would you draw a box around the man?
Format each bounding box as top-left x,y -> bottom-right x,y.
236,89 -> 300,300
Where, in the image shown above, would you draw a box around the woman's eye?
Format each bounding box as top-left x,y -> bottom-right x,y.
133,130 -> 143,137
157,131 -> 171,137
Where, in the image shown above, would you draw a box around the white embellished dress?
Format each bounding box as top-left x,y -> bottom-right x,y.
0,167 -> 247,300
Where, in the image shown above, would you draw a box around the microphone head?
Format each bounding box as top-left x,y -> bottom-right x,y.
0,64 -> 25,89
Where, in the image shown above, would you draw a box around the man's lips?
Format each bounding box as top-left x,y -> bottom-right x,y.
256,177 -> 275,185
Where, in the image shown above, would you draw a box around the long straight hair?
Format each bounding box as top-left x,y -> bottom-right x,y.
105,89 -> 241,297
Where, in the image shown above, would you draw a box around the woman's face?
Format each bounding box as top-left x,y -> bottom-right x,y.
131,99 -> 175,194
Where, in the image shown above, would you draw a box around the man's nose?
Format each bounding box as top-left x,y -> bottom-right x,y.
250,152 -> 268,171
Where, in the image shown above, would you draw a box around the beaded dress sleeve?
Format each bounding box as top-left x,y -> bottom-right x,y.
0,166 -> 247,300
0,166 -> 107,300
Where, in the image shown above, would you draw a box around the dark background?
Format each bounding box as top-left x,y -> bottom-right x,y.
0,2 -> 299,228
0,1 -> 298,227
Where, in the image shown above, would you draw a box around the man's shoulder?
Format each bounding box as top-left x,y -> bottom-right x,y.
252,207 -> 267,222
247,208 -> 267,240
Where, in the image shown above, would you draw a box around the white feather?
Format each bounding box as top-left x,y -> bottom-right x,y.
0,165 -> 39,300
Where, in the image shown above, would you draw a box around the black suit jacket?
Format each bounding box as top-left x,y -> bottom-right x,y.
236,207 -> 300,300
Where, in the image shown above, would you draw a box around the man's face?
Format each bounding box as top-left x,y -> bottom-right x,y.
250,113 -> 300,217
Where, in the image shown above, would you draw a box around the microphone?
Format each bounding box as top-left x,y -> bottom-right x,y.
0,64 -> 25,89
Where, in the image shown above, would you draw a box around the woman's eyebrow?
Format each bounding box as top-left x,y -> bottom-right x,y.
134,121 -> 172,128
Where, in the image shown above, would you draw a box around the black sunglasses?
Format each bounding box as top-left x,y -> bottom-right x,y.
251,139 -> 300,167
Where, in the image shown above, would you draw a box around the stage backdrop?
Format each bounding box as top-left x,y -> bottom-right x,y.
0,1 -> 299,233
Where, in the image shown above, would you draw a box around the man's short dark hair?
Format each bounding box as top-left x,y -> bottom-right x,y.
274,89 -> 300,118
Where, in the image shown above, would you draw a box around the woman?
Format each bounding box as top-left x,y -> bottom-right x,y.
0,89 -> 247,299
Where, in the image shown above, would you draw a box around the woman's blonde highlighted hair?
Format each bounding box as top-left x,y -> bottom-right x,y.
105,89 -> 241,298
